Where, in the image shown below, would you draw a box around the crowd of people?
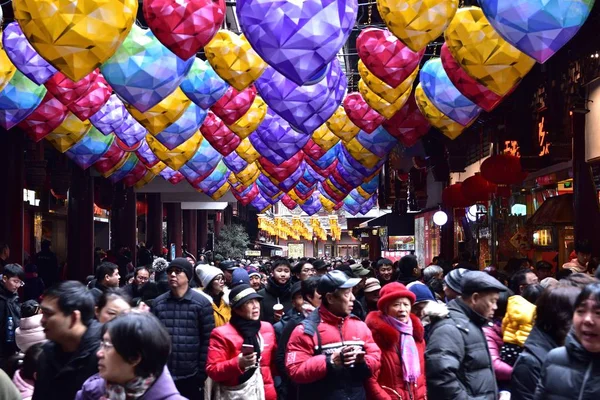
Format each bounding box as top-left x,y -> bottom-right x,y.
0,240 -> 599,399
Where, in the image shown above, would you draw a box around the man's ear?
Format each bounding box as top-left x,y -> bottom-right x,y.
70,310 -> 82,329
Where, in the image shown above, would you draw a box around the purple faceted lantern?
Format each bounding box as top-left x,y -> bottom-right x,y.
250,191 -> 271,212
300,192 -> 322,215
223,152 -> 249,174
359,194 -> 377,214
257,174 -> 281,198
253,109 -> 311,164
114,113 -> 148,148
2,22 -> 57,85
356,127 -> 397,158
154,103 -> 206,150
90,94 -> 127,135
136,139 -> 161,168
255,60 -> 346,134
237,0 -> 358,86
181,139 -> 223,184
274,160 -> 305,192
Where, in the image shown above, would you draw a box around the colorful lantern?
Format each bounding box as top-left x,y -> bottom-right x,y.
65,127 -> 114,169
126,87 -> 191,135
180,58 -> 229,110
200,112 -> 241,156
153,103 -> 206,150
210,85 -> 257,125
0,71 -> 47,129
414,84 -> 466,140
18,92 -> 68,142
343,93 -> 385,133
382,95 -> 430,147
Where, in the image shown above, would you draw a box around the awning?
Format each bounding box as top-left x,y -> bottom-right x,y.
363,212 -> 415,236
526,193 -> 573,226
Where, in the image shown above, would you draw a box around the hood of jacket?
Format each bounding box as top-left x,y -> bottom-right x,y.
366,311 -> 424,350
15,314 -> 47,352
12,369 -> 34,398
421,300 -> 449,327
523,325 -> 559,363
77,367 -> 182,400
18,314 -> 43,331
502,295 -> 535,346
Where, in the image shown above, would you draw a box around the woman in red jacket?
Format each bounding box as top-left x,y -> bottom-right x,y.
206,284 -> 277,400
365,282 -> 427,400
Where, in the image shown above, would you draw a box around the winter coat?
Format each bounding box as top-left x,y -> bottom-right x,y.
152,288 -> 215,382
511,325 -> 558,400
274,308 -> 305,400
0,369 -> 20,400
365,311 -> 427,400
533,331 -> 600,400
206,321 -> 277,400
483,322 -> 513,382
286,306 -> 381,400
420,300 -> 448,342
75,367 -> 186,400
0,283 -> 20,358
195,288 -> 231,327
561,258 -> 587,274
258,278 -> 293,324
15,314 -> 46,352
34,249 -> 59,288
12,369 -> 34,400
32,321 -> 102,400
502,295 -> 535,347
89,280 -> 109,305
425,299 -> 498,400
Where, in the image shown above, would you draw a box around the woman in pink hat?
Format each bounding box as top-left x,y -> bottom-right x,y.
365,282 -> 427,400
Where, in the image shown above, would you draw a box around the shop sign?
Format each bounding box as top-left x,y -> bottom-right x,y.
245,250 -> 261,256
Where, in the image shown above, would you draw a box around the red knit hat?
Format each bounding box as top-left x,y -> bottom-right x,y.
377,282 -> 416,312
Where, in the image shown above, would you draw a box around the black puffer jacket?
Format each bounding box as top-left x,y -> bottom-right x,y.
425,299 -> 498,400
32,321 -> 102,400
511,325 -> 558,400
258,278 -> 292,324
152,288 -> 215,382
533,331 -> 600,400
0,284 -> 20,358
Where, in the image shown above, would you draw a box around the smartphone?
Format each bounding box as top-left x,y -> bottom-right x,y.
242,344 -> 254,356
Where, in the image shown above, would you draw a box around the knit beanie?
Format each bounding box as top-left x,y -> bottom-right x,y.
196,265 -> 224,288
231,268 -> 250,288
444,268 -> 468,294
169,258 -> 194,282
377,282 -> 416,312
409,283 -> 435,304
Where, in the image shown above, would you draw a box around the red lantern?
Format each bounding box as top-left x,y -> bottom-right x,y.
461,173 -> 497,203
442,183 -> 472,208
480,154 -> 528,185
136,200 -> 148,216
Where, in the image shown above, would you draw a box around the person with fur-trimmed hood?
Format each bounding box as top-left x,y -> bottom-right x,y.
194,265 -> 231,327
365,282 -> 427,400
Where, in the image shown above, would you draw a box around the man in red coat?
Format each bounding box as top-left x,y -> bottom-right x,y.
285,270 -> 381,400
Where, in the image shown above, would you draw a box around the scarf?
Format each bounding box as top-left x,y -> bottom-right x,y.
266,277 -> 291,299
104,374 -> 156,400
383,314 -> 421,383
230,313 -> 262,384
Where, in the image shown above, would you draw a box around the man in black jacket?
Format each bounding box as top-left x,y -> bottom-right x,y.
153,257 -> 215,399
0,264 -> 23,363
426,271 -> 507,400
90,262 -> 120,304
33,281 -> 101,400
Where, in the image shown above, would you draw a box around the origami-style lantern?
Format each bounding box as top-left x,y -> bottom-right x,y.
211,85 -> 257,125
480,154 -> 528,185
258,151 -> 304,186
153,103 -> 206,150
146,131 -> 203,170
204,30 -> 266,91
252,109 -> 311,165
442,182 -> 472,208
236,137 -> 260,163
180,138 -> 222,184
343,93 -> 385,133
358,79 -> 411,119
256,60 -> 346,134
143,0 -> 225,60
18,92 -> 68,142
66,76 -> 112,121
44,70 -> 99,106
114,113 -> 147,148
327,106 -> 360,142
414,84 -> 466,140
250,191 -> 271,212
312,124 -> 340,152
108,154 -> 139,183
95,140 -> 128,177
13,0 -> 138,81
65,127 -> 114,169
356,127 -> 397,158
479,0 -> 594,63
382,95 -> 430,147
344,138 -> 380,168
356,28 -> 424,87
126,88 -> 191,134
44,113 -> 92,153
136,139 -> 161,168
377,0 -> 458,52
0,71 -> 47,129
462,173 -> 497,203
228,96 -> 267,139
90,94 -> 127,135
101,25 -> 194,112
281,194 -> 297,210
200,112 -> 241,156
180,59 -> 229,110
358,60 -> 418,104
440,44 -> 503,112
236,0 -> 358,86
444,7 -> 535,96
124,161 -> 154,187
159,166 -> 185,184
420,58 -> 482,127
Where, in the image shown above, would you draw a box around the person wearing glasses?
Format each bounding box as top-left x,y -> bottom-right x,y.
76,312 -> 185,400
0,264 -> 24,363
123,266 -> 151,303
152,258 -> 215,399
195,265 -> 231,327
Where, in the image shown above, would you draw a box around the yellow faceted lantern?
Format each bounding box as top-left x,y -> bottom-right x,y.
312,124 -> 340,152
326,106 -> 360,142
377,0 -> 459,52
146,131 -> 202,170
134,170 -> 156,189
358,79 -> 411,119
358,60 -> 418,104
444,7 -> 536,96
344,138 -> 380,168
228,96 -> 267,139
0,45 -> 16,93
210,183 -> 229,200
149,161 -> 167,175
126,88 -> 191,135
205,30 -> 267,91
45,112 -> 91,152
236,137 -> 260,163
13,0 -> 137,81
414,84 -> 466,140
320,195 -> 337,212
235,162 -> 260,187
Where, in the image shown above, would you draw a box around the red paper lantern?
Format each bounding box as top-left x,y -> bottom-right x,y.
461,173 -> 497,203
442,183 -> 472,208
480,154 -> 528,185
136,200 -> 148,216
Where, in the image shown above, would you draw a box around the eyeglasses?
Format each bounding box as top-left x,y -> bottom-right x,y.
9,278 -> 25,287
167,268 -> 184,275
98,340 -> 114,350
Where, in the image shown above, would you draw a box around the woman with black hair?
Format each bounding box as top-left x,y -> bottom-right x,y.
511,285 -> 581,400
76,312 -> 185,400
95,289 -> 131,324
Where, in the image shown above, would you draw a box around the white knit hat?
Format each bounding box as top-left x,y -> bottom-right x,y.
196,265 -> 224,288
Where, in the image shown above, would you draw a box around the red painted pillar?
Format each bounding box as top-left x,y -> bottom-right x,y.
214,211 -> 223,238
166,203 -> 182,259
198,210 -> 208,253
147,193 -> 163,256
67,167 -> 94,282
183,210 -> 198,260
